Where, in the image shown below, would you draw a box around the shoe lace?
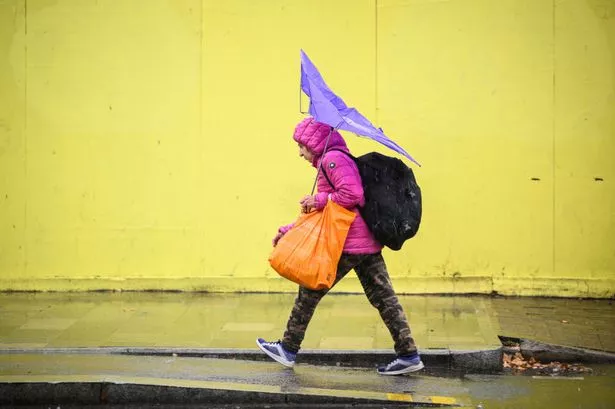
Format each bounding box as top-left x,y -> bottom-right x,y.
386,358 -> 403,369
263,340 -> 295,358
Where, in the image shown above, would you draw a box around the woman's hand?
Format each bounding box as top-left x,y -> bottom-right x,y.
274,223 -> 295,246
272,231 -> 284,247
300,195 -> 317,213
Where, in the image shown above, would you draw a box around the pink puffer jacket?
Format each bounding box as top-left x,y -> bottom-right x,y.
279,117 -> 383,254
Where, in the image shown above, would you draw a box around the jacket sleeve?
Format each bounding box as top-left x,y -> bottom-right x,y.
315,152 -> 364,210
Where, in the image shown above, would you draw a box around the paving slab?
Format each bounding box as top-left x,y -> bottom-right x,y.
0,293 -> 503,352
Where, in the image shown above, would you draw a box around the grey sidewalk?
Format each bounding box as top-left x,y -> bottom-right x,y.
492,296 -> 615,352
1,292 -> 614,373
0,293 -> 502,352
1,292 -> 613,353
1,292 -> 614,407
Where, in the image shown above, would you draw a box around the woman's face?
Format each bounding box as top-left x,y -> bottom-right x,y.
299,144 -> 314,163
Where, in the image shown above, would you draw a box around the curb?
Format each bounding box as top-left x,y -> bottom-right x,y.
517,339 -> 615,364
0,378 -> 462,407
0,346 -> 503,372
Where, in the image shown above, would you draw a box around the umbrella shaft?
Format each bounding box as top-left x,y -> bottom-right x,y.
310,127 -> 334,196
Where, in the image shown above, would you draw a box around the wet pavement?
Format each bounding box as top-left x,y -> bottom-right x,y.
1,353 -> 614,408
2,292 -> 612,352
492,297 -> 615,352
466,365 -> 615,409
1,292 -> 614,407
0,292 -> 504,352
0,354 -> 465,406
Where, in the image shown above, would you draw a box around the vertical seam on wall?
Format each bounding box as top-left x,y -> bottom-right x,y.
552,0 -> 556,277
197,0 -> 205,274
200,3 -> 203,159
200,2 -> 203,142
24,0 -> 28,276
375,0 -> 378,123
200,0 -> 205,274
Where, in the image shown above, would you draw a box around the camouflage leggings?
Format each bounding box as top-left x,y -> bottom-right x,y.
281,252 -> 417,356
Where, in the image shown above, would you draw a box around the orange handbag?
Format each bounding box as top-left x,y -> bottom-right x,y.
269,200 -> 356,290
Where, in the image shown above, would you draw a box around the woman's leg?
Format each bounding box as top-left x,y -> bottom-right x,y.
354,253 -> 418,356
281,254 -> 364,353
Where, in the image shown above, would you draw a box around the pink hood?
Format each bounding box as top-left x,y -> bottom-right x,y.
285,117 -> 382,254
293,117 -> 349,167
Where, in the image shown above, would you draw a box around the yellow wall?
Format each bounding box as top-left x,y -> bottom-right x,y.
1,0 -> 613,297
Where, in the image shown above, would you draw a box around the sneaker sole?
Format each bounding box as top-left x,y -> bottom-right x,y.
378,361 -> 425,376
255,339 -> 295,368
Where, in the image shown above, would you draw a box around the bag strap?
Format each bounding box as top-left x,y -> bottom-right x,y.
327,148 -> 356,160
320,163 -> 335,189
319,149 -> 357,190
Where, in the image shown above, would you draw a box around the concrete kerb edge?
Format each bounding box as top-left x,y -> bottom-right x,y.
0,346 -> 502,371
518,339 -> 615,364
498,335 -> 615,364
0,382 -> 436,407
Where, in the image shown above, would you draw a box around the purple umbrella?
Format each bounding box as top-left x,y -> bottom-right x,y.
300,50 -> 420,166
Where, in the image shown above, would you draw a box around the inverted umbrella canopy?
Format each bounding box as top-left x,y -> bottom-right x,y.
300,50 -> 420,166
